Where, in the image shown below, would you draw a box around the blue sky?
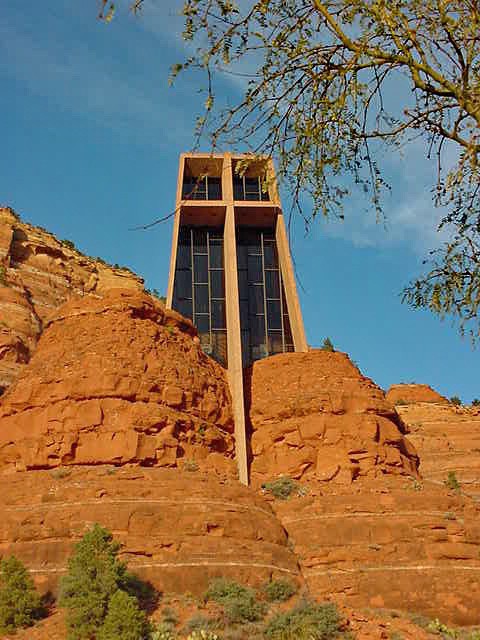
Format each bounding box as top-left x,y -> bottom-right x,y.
1,1 -> 477,401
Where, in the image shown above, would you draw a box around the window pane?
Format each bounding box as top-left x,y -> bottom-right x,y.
173,269 -> 192,300
249,314 -> 266,344
238,269 -> 248,300
265,269 -> 280,298
245,177 -> 260,200
211,300 -> 226,329
194,284 -> 209,314
177,299 -> 193,320
233,176 -> 244,200
267,300 -> 282,330
194,254 -> 208,283
236,242 -> 247,270
190,177 -> 207,200
196,314 -> 210,334
249,284 -> 264,315
209,240 -> 223,269
268,332 -> 283,354
247,254 -> 263,283
211,270 -> 225,299
193,229 -> 207,253
239,300 -> 249,330
263,241 -> 278,268
207,177 -> 222,200
182,177 -> 195,199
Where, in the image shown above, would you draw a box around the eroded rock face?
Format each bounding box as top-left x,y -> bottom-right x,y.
0,207 -> 144,393
396,401 -> 480,501
247,351 -> 419,485
0,290 -> 235,474
386,383 -> 449,405
272,475 -> 480,625
0,467 -> 300,596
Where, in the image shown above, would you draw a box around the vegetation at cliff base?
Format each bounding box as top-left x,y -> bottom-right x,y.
59,523 -> 151,640
0,555 -> 43,634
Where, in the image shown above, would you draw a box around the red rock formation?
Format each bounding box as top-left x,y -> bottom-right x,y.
247,351 -> 419,485
386,383 -> 449,405
0,466 -> 300,596
397,401 -> 480,501
272,475 -> 480,625
0,290 -> 235,474
0,207 -> 143,393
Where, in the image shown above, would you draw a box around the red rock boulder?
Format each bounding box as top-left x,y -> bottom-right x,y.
0,290 -> 235,475
247,351 -> 419,485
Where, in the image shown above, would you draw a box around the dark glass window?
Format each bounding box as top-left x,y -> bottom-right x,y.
263,241 -> 278,268
210,270 -> 224,298
265,269 -> 280,298
194,284 -> 209,314
247,255 -> 263,283
232,175 -> 270,201
267,300 -> 282,330
209,240 -> 223,269
236,227 -> 293,366
173,226 -> 227,366
194,254 -> 208,283
182,176 -> 222,200
211,300 -> 226,329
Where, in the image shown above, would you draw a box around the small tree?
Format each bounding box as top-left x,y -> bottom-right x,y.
472,398 -> 480,406
321,337 -> 334,352
0,556 -> 42,633
450,396 -> 462,406
59,524 -> 128,640
98,589 -> 150,640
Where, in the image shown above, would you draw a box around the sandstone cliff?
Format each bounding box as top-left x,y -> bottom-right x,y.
1,215 -> 480,631
0,206 -> 143,394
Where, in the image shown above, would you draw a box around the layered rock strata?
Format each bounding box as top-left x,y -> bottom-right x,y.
0,206 -> 143,393
0,466 -> 300,596
396,402 -> 480,501
386,383 -> 449,405
273,475 -> 480,625
247,351 -> 419,485
0,290 -> 234,474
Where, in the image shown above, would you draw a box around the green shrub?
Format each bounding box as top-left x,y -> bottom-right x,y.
150,621 -> 177,639
321,337 -> 334,352
161,606 -> 179,627
98,589 -> 150,640
445,471 -> 461,492
264,601 -> 342,639
186,632 -> 220,640
263,579 -> 297,603
204,578 -> 266,624
0,555 -> 42,633
262,477 -> 306,500
427,617 -> 458,638
184,614 -> 219,634
59,523 -> 128,640
450,396 -> 462,406
472,398 -> 480,406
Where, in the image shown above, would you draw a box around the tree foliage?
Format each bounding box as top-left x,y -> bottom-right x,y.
59,523 -> 128,640
0,555 -> 42,633
104,0 -> 479,338
97,589 -> 150,640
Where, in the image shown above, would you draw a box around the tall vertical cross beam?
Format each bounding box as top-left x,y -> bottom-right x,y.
167,153 -> 308,485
